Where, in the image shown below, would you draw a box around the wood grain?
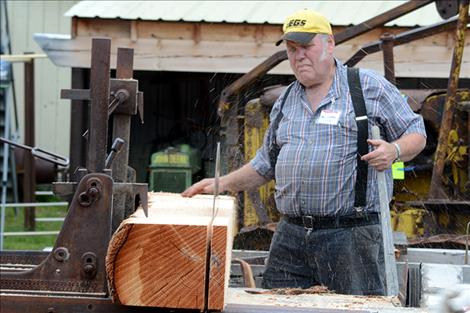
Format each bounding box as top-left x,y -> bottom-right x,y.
106,192 -> 236,310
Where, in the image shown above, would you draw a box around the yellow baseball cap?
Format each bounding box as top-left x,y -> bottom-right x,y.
276,9 -> 332,46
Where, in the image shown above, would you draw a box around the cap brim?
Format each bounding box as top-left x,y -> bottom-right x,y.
275,32 -> 317,46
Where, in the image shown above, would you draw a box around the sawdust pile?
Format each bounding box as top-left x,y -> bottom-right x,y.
271,285 -> 332,295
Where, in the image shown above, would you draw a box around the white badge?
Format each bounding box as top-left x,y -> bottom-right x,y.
317,109 -> 340,125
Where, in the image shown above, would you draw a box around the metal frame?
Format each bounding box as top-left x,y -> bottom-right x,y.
0,38 -> 149,313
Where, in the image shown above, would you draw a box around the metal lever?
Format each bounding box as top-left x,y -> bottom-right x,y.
82,91 -> 131,140
0,137 -> 69,167
105,138 -> 125,169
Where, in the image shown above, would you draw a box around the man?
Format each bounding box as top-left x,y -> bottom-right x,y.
182,9 -> 426,295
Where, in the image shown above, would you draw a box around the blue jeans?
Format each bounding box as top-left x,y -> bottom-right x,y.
262,218 -> 385,295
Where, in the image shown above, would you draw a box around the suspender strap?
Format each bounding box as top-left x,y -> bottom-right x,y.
270,70 -> 368,208
269,83 -> 294,173
347,67 -> 369,208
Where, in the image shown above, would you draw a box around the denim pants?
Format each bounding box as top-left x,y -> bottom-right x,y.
262,218 -> 385,295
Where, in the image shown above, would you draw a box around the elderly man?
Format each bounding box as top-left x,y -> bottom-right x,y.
183,9 -> 426,295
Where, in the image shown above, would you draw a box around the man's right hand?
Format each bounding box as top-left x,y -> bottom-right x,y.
181,163 -> 267,198
181,178 -> 217,197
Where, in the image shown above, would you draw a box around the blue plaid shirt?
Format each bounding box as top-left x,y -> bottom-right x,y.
250,59 -> 426,217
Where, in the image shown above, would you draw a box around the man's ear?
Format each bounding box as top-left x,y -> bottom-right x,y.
327,34 -> 335,54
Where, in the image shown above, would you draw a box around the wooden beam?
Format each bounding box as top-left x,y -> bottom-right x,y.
106,192 -> 236,311
130,20 -> 138,42
0,54 -> 47,62
34,30 -> 470,78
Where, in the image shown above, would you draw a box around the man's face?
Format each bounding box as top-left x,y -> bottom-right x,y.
286,35 -> 334,87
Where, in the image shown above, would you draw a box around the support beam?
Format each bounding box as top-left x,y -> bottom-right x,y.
23,54 -> 35,231
429,0 -> 469,199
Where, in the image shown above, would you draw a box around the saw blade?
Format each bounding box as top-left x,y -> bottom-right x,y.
203,142 -> 220,312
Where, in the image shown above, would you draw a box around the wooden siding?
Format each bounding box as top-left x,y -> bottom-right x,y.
6,0 -> 78,157
39,18 -> 470,78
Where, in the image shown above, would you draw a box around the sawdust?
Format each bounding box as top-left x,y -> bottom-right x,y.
245,285 -> 331,295
272,285 -> 332,295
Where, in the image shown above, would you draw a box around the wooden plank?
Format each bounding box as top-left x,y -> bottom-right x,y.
106,192 -> 236,311
76,18 -> 130,38
0,54 -> 48,62
34,33 -> 470,78
371,126 -> 398,296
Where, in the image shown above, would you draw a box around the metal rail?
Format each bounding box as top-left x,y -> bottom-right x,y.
345,13 -> 469,67
0,202 -> 68,208
3,231 -> 60,237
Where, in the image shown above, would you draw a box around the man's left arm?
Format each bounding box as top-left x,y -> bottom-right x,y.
360,71 -> 427,171
362,133 -> 426,171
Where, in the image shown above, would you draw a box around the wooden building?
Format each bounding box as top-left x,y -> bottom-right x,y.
34,1 -> 470,182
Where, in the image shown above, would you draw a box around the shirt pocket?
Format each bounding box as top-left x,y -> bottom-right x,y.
335,114 -> 358,159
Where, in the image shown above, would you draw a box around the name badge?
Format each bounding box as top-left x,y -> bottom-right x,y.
317,110 -> 340,125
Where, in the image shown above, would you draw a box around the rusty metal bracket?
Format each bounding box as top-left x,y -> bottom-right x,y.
61,79 -> 139,116
0,173 -> 113,294
52,181 -> 148,217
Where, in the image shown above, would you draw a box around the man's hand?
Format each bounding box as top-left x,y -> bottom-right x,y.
181,178 -> 218,197
361,139 -> 397,171
181,163 -> 268,198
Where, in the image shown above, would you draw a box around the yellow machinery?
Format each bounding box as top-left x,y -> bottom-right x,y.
242,88 -> 470,239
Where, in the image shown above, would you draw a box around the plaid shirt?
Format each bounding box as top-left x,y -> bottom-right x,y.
250,59 -> 426,217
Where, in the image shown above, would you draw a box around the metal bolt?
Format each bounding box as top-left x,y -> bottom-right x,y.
79,192 -> 91,207
54,246 -> 70,262
88,187 -> 99,197
83,264 -> 95,274
81,252 -> 97,278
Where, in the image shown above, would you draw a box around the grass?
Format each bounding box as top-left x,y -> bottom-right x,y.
2,197 -> 67,251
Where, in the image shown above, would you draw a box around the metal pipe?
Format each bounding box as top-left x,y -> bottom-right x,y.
380,33 -> 396,85
0,76 -> 12,250
465,221 -> 469,264
87,38 -> 111,173
0,202 -> 68,208
429,0 -> 469,199
23,54 -> 35,231
346,13 -> 467,67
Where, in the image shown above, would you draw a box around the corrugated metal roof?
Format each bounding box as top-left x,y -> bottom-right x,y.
65,1 -> 444,27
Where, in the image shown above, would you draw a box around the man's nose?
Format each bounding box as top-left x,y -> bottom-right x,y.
294,47 -> 306,60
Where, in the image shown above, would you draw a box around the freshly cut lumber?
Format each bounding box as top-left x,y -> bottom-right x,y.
106,192 -> 236,311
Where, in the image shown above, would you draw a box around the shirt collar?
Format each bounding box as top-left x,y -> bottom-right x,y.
297,58 -> 345,110
330,58 -> 344,101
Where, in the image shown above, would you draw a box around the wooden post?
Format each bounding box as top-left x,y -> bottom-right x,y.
23,53 -> 35,231
429,0 -> 469,199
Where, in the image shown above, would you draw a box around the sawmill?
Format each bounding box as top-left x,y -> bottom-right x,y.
0,0 -> 469,312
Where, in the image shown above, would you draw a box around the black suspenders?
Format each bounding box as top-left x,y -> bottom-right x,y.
347,67 -> 368,209
269,67 -> 368,209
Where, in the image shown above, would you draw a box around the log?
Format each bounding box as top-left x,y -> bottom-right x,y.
106,192 -> 236,311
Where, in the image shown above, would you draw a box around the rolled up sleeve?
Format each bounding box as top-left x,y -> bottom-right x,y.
362,70 -> 427,142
